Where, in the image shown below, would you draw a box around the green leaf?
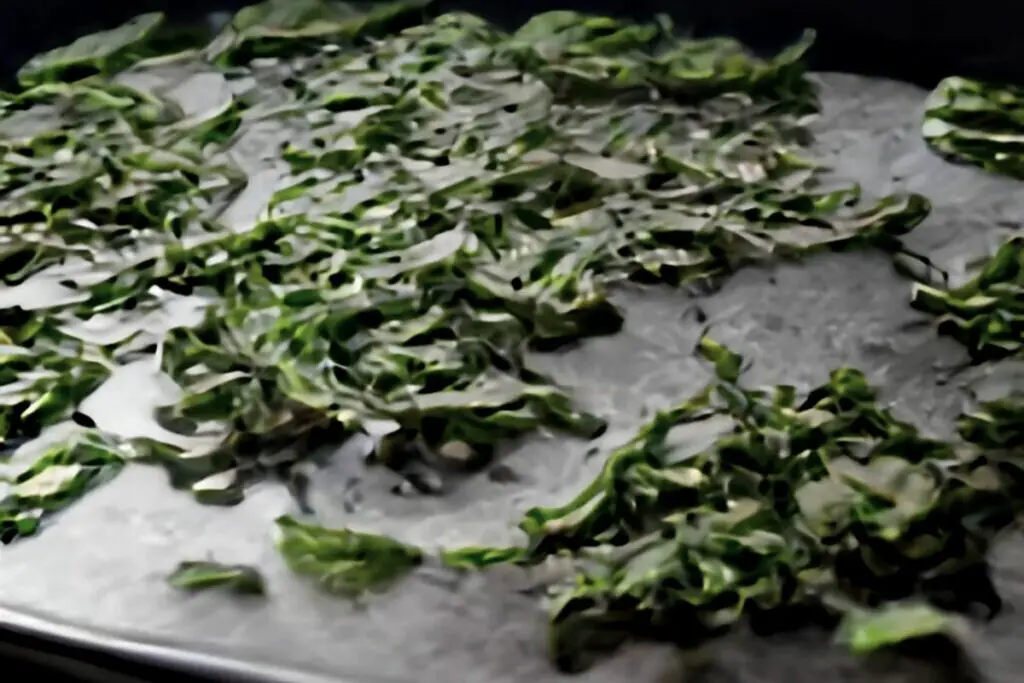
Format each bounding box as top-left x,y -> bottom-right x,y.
275,516 -> 423,596
837,603 -> 955,654
448,334 -> 1005,670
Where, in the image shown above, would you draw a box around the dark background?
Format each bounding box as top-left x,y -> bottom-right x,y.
2,0 -> 1023,88
0,0 -> 1019,680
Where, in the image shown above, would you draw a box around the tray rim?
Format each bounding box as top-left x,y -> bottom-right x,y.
0,602 -> 356,683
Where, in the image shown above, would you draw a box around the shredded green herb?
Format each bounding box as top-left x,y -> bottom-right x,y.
0,2 -> 929,530
0,0 -> 1006,673
422,335 -> 1012,670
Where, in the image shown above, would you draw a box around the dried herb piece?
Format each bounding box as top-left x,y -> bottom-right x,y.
168,560 -> 267,595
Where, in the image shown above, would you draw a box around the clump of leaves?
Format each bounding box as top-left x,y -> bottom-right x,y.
912,236 -> 1024,362
275,515 -> 423,597
0,328 -> 112,450
0,2 -> 932,534
442,337 -> 1014,671
168,560 -> 267,596
917,78 -> 1024,535
955,359 -> 1024,450
0,429 -> 125,542
206,0 -> 435,65
923,76 -> 1024,179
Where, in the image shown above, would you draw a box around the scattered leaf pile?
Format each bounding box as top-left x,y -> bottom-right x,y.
175,333 -> 1008,670
275,514 -> 424,596
910,237 -> 1024,507
0,1 -> 931,537
921,72 -> 1024,442
429,337 -> 1016,670
918,73 -> 1024,466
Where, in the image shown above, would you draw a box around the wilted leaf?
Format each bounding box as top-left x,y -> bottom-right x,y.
837,602 -> 956,654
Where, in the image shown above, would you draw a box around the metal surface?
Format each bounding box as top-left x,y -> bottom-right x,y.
1,6 -> 1024,681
